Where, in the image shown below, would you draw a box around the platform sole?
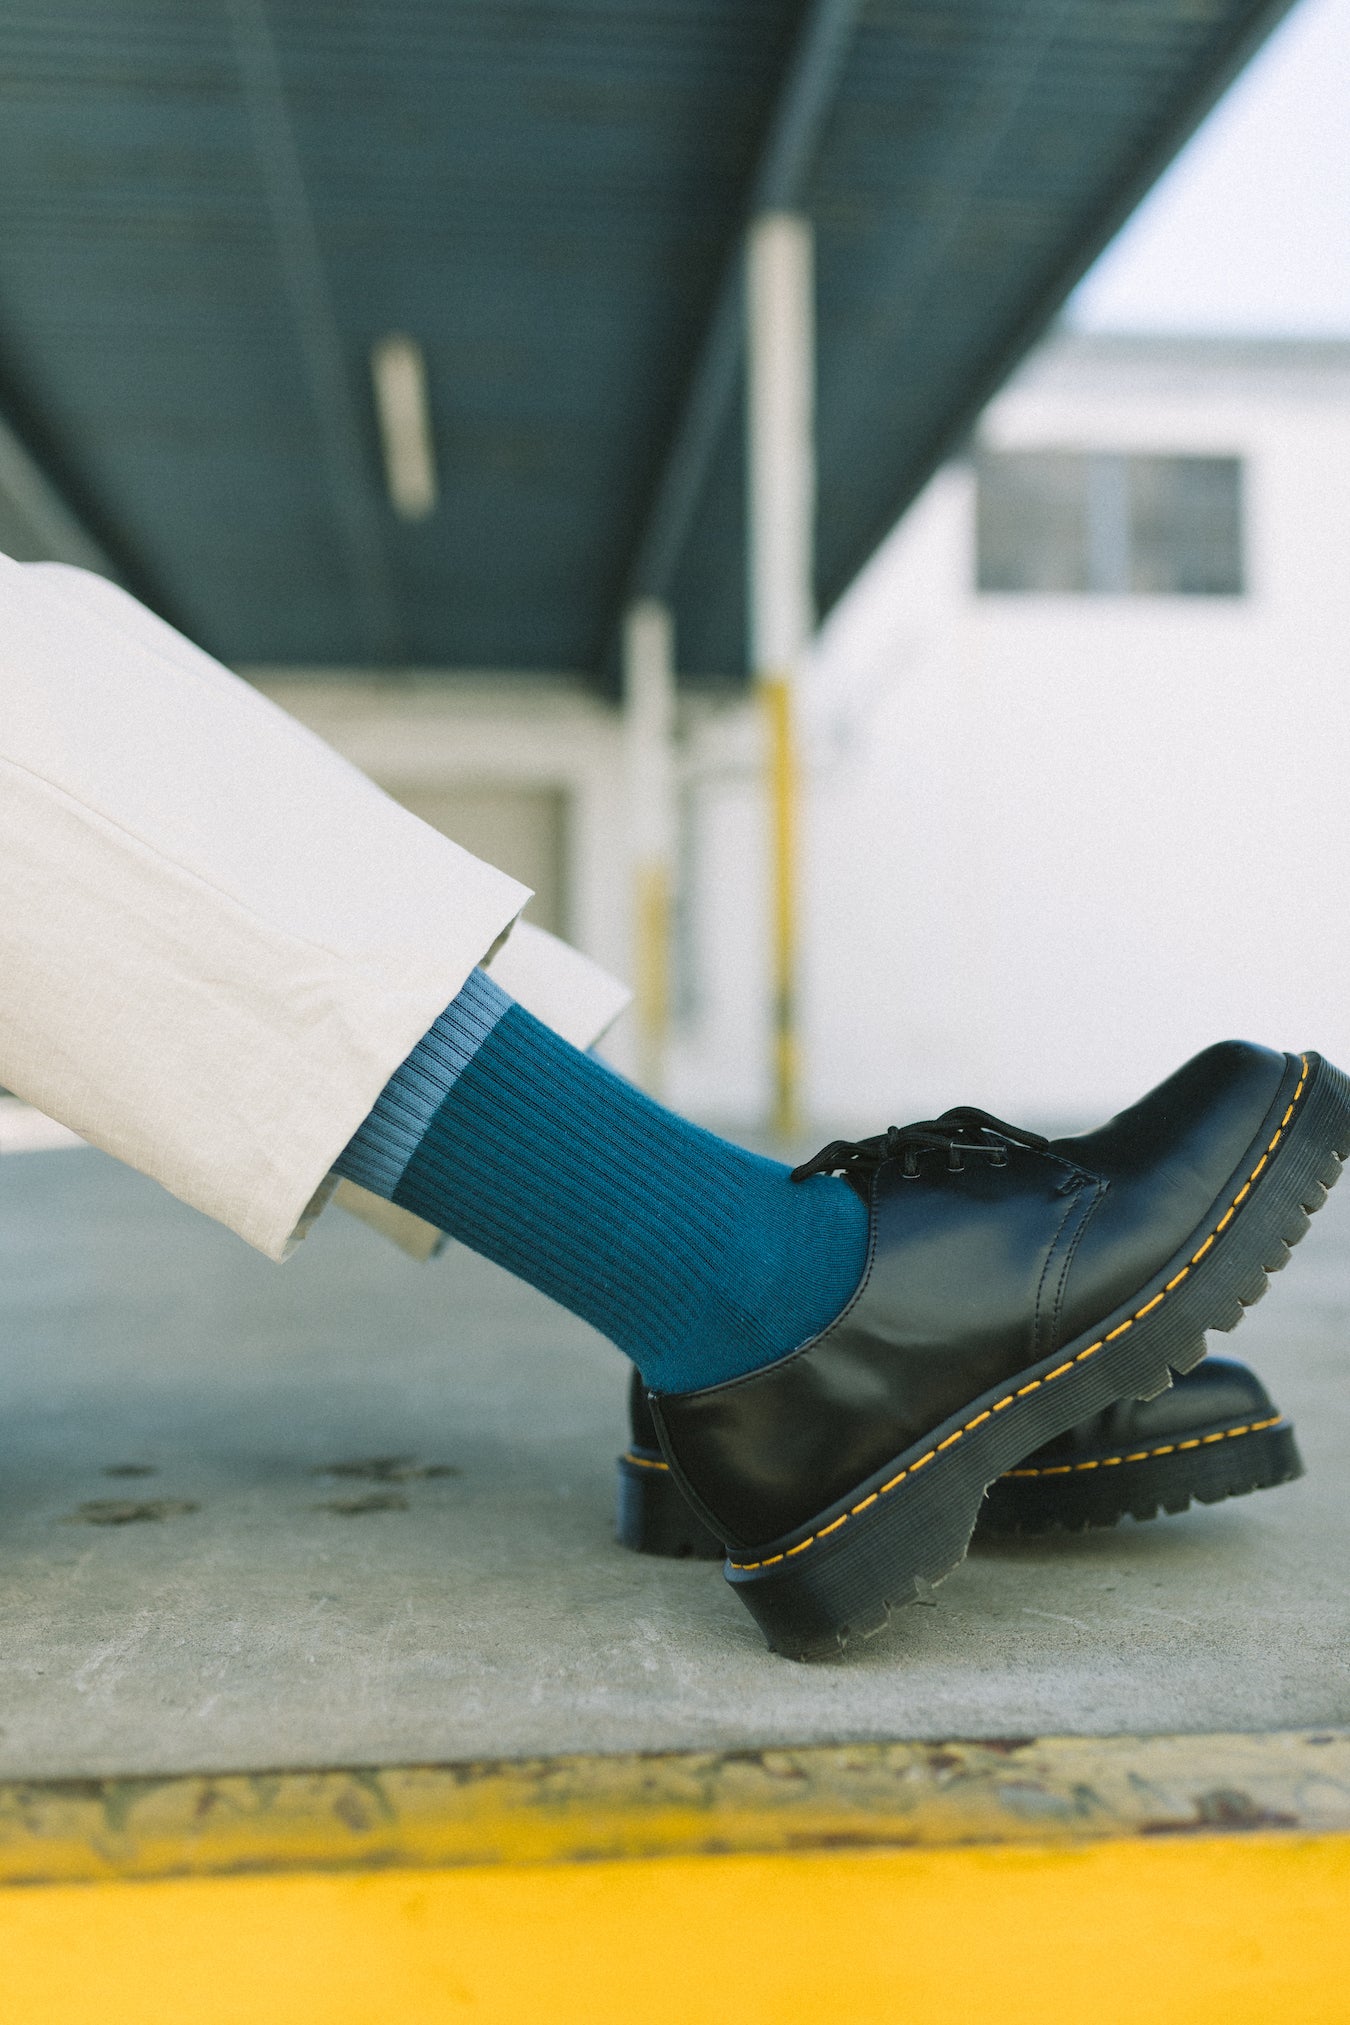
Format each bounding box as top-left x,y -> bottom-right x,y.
723,1051 -> 1350,1659
976,1413 -> 1304,1536
617,1406 -> 1305,1555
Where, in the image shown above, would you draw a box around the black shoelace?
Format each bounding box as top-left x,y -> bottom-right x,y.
791,1106 -> 1049,1183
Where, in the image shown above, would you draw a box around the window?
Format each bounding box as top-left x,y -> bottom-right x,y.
975,451 -> 1243,596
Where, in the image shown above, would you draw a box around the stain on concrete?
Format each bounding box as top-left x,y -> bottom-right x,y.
102,1465 -> 157,1479
66,1500 -> 199,1527
316,1457 -> 460,1483
1141,1785 -> 1300,1834
314,1492 -> 410,1517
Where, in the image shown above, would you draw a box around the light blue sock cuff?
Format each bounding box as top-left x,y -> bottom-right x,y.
335,967 -> 512,1199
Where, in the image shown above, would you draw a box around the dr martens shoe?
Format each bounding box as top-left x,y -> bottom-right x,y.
976,1352 -> 1301,1534
644,1044 -> 1348,1657
616,1354 -> 1302,1552
618,1368 -> 724,1558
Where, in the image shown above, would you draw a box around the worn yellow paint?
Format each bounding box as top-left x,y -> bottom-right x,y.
633,856 -> 672,1092
2,1832 -> 1349,2024
2,1731 -> 1347,1887
761,671 -> 799,1138
2,1734 -> 1346,2019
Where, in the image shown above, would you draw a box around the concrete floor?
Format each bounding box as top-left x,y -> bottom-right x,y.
0,1142 -> 1347,1779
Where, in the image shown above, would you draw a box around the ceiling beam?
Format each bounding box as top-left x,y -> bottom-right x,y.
620,0 -> 865,616
0,363 -> 186,622
228,0 -> 399,662
0,409 -> 119,579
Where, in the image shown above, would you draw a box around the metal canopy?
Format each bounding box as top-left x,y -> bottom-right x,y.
0,0 -> 1293,679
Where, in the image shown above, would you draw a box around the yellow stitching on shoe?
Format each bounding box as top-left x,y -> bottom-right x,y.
726,1060 -> 1310,1571
851,1492 -> 878,1514
1134,1295 -> 1164,1319
964,1410 -> 992,1430
1001,1420 -> 1284,1478
937,1432 -> 963,1450
623,1452 -> 670,1471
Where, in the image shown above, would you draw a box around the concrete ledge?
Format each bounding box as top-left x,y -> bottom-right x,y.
2,1729 -> 1347,1886
3,1734 -> 1350,2025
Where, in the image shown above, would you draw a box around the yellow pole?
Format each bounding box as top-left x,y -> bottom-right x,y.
761,673 -> 799,1138
747,212 -> 813,1145
633,858 -> 672,1094
623,598 -> 677,1099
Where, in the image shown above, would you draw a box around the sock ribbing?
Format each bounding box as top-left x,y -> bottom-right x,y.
336,973 -> 868,1392
335,969 -> 512,1198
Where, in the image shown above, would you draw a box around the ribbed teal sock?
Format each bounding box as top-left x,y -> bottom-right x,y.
334,970 -> 868,1392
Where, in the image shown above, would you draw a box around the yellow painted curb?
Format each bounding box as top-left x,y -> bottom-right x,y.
3,1831 -> 1349,2024
1,1729 -> 1346,1884
1,1733 -> 1347,2023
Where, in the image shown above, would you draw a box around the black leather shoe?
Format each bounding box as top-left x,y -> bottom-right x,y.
616,1354 -> 1303,1552
977,1352 -> 1302,1534
644,1043 -> 1349,1657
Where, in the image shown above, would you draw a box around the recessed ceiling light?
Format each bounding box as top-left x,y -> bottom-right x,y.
370,334 -> 438,520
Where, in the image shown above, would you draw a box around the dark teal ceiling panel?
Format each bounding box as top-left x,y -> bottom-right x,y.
0,0 -> 1292,677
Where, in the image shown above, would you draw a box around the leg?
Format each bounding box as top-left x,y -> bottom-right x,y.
0,557 -> 526,1256
5,565 -> 1344,1655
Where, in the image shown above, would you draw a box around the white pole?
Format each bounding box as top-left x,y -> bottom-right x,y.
746,211 -> 814,1138
623,597 -> 677,1096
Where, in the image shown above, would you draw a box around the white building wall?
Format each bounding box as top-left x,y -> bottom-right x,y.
788,336 -> 1350,1130
666,704 -> 771,1119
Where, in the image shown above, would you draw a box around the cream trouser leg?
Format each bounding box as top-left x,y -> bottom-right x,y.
0,559 -> 628,1260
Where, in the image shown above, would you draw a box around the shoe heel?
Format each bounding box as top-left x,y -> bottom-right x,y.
727,1459 -> 987,1659
616,1449 -> 724,1559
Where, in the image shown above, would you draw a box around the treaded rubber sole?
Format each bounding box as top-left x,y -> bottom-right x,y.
976,1414 -> 1304,1536
616,1410 -> 1305,1555
723,1050 -> 1350,1659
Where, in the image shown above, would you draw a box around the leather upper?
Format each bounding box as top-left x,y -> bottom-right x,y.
653,1040 -> 1297,1549
1048,1040 -> 1287,1343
